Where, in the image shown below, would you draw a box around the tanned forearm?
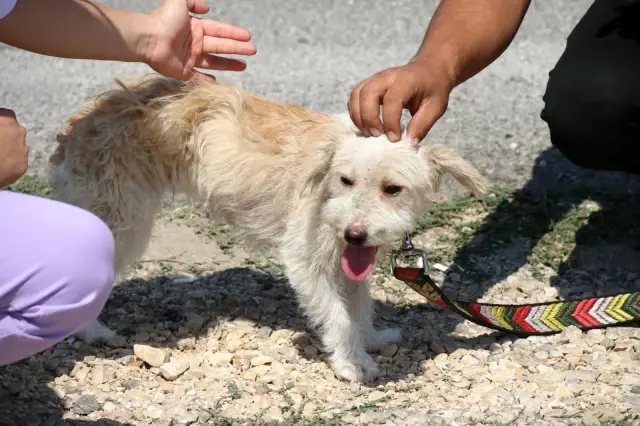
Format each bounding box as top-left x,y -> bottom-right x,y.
0,0 -> 155,63
411,0 -> 532,88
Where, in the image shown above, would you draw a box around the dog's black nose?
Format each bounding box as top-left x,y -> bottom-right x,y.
344,225 -> 368,246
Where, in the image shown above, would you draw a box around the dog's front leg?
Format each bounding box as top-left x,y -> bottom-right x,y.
284,261 -> 380,383
347,280 -> 403,352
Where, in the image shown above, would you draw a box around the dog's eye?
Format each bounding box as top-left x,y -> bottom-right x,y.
340,176 -> 354,186
384,185 -> 403,195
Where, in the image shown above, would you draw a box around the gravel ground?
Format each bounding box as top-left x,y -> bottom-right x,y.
2,188 -> 640,426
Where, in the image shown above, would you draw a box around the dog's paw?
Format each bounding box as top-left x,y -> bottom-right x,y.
330,353 -> 380,383
365,327 -> 402,351
75,321 -> 118,344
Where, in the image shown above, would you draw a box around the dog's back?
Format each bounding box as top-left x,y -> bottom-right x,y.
49,74 -> 348,273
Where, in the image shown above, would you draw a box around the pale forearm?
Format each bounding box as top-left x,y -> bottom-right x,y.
412,0 -> 531,87
0,0 -> 155,63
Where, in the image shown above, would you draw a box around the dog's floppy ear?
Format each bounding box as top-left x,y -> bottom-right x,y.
298,135 -> 337,198
419,143 -> 489,196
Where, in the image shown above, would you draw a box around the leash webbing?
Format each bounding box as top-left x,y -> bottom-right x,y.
390,233 -> 640,336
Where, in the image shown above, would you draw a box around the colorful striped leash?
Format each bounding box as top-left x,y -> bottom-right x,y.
391,232 -> 640,336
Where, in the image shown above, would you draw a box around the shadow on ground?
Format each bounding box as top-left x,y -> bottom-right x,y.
3,146 -> 640,425
0,259 -> 500,425
439,146 -> 640,324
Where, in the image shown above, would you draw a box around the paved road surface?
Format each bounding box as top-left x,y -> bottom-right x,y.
2,0 -> 637,196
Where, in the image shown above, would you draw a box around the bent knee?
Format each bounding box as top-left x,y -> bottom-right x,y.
37,208 -> 116,332
61,208 -> 116,302
541,61 -> 640,172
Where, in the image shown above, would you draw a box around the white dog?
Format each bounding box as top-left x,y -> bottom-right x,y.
48,74 -> 488,383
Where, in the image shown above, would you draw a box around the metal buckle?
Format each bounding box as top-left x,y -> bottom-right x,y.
390,231 -> 430,276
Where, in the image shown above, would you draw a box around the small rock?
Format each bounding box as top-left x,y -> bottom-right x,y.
251,356 -> 274,366
614,339 -> 635,352
262,406 -> 284,422
102,401 -> 117,412
198,411 -> 211,423
44,359 -> 60,372
90,365 -> 114,385
172,276 -> 197,285
116,355 -> 135,365
291,332 -> 310,347
433,353 -> 448,368
207,352 -> 234,366
259,373 -> 283,387
460,354 -> 480,366
242,370 -> 259,381
453,322 -> 473,336
226,339 -> 244,352
488,364 -> 515,382
302,402 -> 317,419
534,351 -> 549,361
121,379 -> 139,390
134,332 -> 151,342
600,338 -> 615,350
146,404 -> 164,419
172,412 -> 199,426
177,337 -> 197,350
160,358 -> 190,381
72,395 -> 102,415
368,390 -> 387,401
268,329 -> 292,344
585,329 -> 605,346
256,326 -> 273,340
185,313 -> 205,331
381,344 -> 399,358
73,365 -> 91,382
303,345 -> 319,358
225,329 -> 248,341
251,365 -> 271,377
133,344 -> 169,367
489,343 -> 502,353
558,326 -> 583,344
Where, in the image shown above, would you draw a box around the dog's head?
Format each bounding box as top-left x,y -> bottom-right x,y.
317,119 -> 489,281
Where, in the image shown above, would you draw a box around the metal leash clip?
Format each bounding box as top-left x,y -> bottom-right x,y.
390,231 -> 430,276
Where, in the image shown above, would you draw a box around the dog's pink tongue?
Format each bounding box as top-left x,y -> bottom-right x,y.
341,245 -> 377,281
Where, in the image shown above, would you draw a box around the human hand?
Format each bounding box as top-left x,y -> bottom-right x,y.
348,59 -> 454,145
145,0 -> 257,82
0,108 -> 29,188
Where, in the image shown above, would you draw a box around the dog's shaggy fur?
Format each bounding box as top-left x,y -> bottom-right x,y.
48,74 -> 489,383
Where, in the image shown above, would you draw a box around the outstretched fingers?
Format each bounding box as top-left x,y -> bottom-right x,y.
202,35 -> 257,56
194,54 -> 248,71
202,20 -> 254,43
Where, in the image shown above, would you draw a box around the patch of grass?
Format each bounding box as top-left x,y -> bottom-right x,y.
227,381 -> 241,400
243,257 -> 286,278
5,175 -> 53,197
528,202 -> 592,278
349,396 -> 390,414
600,418 -> 634,426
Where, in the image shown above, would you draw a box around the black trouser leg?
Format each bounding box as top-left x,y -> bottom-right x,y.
540,0 -> 640,174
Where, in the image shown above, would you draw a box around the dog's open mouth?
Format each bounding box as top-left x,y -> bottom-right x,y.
341,245 -> 378,281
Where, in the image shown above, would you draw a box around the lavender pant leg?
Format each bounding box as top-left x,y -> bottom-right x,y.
0,190 -> 115,366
